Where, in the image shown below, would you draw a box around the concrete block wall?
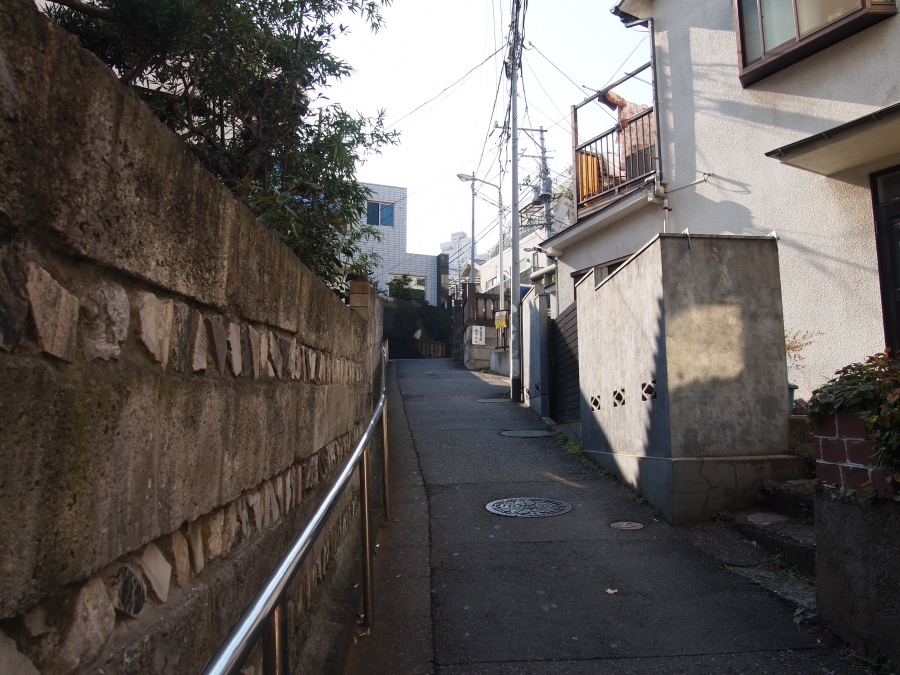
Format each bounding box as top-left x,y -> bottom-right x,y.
578,234 -> 805,524
0,2 -> 378,672
522,287 -> 550,417
812,412 -> 898,498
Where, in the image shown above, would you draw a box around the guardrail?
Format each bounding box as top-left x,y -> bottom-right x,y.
202,344 -> 390,675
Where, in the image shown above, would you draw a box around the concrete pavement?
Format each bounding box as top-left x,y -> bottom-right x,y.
343,359 -> 859,674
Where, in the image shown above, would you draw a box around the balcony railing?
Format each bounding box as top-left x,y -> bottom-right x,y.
574,106 -> 656,220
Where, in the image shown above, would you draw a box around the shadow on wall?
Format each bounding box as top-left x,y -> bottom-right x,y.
580,235 -> 800,524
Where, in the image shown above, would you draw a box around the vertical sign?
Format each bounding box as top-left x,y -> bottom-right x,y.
471,325 -> 486,346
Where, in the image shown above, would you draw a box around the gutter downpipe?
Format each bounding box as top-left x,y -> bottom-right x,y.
615,6 -> 666,232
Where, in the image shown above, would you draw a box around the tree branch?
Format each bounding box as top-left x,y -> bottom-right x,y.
46,0 -> 114,21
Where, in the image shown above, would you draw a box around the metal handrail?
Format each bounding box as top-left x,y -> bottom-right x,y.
202,345 -> 389,675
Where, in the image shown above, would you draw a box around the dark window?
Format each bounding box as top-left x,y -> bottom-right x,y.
366,201 -> 394,227
734,0 -> 896,87
872,165 -> 900,354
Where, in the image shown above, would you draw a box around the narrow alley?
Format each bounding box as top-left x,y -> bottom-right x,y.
344,359 -> 857,675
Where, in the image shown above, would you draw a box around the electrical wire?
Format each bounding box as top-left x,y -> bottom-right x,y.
389,44 -> 507,128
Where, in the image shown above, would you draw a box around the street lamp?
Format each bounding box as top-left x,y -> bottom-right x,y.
456,174 -> 505,313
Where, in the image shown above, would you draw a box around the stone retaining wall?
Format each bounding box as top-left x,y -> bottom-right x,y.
0,1 -> 380,672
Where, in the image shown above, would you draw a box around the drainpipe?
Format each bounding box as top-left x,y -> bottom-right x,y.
613,6 -> 666,225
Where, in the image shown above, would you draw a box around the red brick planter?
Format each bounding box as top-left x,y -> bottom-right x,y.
812,412 -> 897,498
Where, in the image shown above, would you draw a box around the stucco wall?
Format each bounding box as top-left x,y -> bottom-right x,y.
553,1 -> 899,398
578,235 -> 802,523
0,2 -> 378,672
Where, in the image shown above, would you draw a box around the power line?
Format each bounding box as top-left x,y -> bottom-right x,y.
389,44 -> 507,128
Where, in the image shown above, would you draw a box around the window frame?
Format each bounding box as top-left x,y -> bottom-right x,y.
366,201 -> 394,227
734,0 -> 896,87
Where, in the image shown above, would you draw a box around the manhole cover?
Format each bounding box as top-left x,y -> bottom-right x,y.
477,398 -> 509,403
499,429 -> 555,437
610,521 -> 644,530
485,498 -> 572,517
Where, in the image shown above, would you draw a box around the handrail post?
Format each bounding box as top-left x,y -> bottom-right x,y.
381,347 -> 390,521
359,444 -> 374,628
262,600 -> 288,675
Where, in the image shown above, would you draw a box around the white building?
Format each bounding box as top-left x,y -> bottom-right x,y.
359,183 -> 446,305
542,0 -> 900,398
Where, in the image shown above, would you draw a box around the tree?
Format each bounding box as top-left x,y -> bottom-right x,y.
387,274 -> 415,301
44,0 -> 397,291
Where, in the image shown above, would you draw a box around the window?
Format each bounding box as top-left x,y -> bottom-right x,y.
366,201 -> 394,227
873,165 -> 900,354
734,0 -> 896,87
388,274 -> 426,300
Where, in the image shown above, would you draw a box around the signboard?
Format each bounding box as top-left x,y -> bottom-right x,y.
494,310 -> 508,328
471,325 -> 486,345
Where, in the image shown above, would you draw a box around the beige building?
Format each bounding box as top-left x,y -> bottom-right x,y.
543,0 -> 900,398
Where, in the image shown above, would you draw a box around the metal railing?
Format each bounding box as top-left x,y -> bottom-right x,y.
574,107 -> 656,218
202,344 -> 390,675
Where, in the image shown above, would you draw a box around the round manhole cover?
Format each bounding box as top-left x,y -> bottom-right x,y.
485,498 -> 572,518
499,429 -> 555,438
610,521 -> 644,530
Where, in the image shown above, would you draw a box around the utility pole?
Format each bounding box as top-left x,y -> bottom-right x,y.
521,125 -> 553,242
509,3 -> 522,403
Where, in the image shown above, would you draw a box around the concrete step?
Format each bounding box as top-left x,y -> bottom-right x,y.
756,478 -> 816,521
731,509 -> 816,578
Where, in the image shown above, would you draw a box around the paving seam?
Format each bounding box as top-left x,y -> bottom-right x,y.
394,361 -> 438,675
435,645 -> 831,667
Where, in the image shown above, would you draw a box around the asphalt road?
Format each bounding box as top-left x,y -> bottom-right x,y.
343,359 -> 859,675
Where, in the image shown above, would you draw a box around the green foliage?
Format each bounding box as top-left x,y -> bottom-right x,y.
45,0 -> 397,290
849,648 -> 896,674
808,351 -> 900,471
388,274 -> 415,301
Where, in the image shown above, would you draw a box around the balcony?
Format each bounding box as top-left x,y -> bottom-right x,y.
573,106 -> 656,221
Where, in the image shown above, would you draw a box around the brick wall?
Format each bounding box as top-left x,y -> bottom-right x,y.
813,412 -> 896,498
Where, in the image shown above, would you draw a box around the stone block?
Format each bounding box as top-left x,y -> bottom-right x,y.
237,495 -> 251,539
24,262 -> 79,362
110,564 -> 146,618
0,630 -> 39,675
264,480 -> 280,525
226,321 -> 242,377
136,291 -> 174,368
286,339 -> 299,380
294,464 -> 303,504
0,253 -> 27,352
278,336 -> 291,379
268,332 -> 283,379
273,474 -> 284,512
159,530 -> 191,587
202,510 -> 225,560
32,577 -> 115,675
187,518 -> 204,574
258,329 -> 270,378
222,502 -> 240,555
348,280 -> 370,295
81,280 -> 129,361
172,302 -> 192,372
138,542 -> 172,603
283,470 -> 294,513
205,315 -> 228,377
190,309 -> 208,372
307,349 -> 317,382
304,455 -> 319,490
244,325 -> 260,379
245,489 -> 263,532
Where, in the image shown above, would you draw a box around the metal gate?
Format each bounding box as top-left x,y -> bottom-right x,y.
549,302 -> 580,422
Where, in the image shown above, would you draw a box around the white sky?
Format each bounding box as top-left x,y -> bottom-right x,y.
324,0 -> 651,257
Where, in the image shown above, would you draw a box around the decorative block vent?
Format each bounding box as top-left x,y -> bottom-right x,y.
641,380 -> 657,401
590,395 -> 601,411
613,389 -> 625,407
